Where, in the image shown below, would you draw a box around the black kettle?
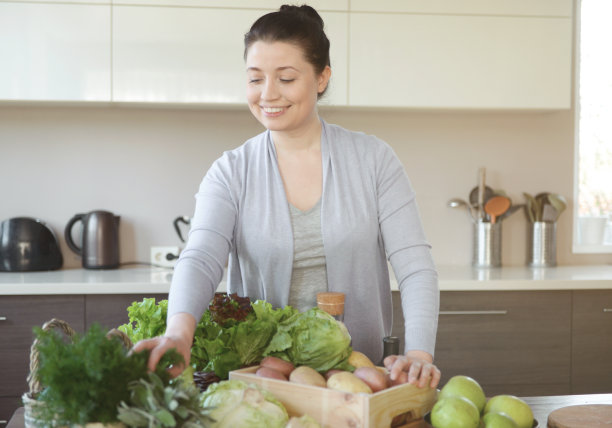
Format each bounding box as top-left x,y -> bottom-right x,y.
65,210 -> 120,269
0,217 -> 63,272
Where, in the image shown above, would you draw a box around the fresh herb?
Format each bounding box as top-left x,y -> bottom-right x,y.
117,372 -> 214,428
33,323 -> 180,426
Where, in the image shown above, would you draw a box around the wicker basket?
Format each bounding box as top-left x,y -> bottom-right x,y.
22,319 -> 132,428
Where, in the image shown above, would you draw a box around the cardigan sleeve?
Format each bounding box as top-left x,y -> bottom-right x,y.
167,154 -> 237,323
375,140 -> 440,357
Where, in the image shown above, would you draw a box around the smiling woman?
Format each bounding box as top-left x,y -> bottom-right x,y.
133,4 -> 441,391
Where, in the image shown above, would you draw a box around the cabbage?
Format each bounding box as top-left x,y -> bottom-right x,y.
264,308 -> 353,372
200,380 -> 288,428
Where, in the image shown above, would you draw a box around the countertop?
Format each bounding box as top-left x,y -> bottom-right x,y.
1,264 -> 612,295
6,394 -> 612,428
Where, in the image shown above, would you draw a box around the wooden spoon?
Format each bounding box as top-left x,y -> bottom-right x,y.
484,196 -> 511,224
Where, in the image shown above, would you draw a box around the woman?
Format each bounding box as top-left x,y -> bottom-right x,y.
135,4 -> 440,389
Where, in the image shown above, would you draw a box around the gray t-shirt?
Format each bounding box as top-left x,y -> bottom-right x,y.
287,199 -> 328,312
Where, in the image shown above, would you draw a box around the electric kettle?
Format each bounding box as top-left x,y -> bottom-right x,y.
0,217 -> 63,271
65,210 -> 120,269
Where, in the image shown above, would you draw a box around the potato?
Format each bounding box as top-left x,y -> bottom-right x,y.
289,366 -> 327,387
348,350 -> 375,369
260,356 -> 295,377
327,371 -> 373,394
390,370 -> 409,386
324,369 -> 345,380
256,366 -> 288,381
353,367 -> 389,392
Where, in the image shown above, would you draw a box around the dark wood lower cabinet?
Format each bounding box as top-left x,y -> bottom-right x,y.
85,293 -> 168,331
0,293 -> 167,417
571,290 -> 612,394
392,290 -> 573,396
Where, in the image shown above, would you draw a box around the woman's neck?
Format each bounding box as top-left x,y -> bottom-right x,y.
271,116 -> 322,154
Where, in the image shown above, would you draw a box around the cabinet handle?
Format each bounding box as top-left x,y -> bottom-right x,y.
604,309 -> 612,313
0,420 -> 7,424
440,310 -> 508,315
0,316 -> 6,321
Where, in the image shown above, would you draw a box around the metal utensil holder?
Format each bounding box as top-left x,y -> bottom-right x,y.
527,221 -> 557,267
472,221 -> 501,268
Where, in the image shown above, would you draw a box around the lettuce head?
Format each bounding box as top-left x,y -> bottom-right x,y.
200,380 -> 288,428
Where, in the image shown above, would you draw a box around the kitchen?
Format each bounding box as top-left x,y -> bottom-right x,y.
1,0 -> 611,427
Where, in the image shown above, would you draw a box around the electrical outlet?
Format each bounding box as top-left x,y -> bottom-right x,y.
150,246 -> 180,268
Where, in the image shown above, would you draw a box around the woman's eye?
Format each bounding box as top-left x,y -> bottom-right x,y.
249,78 -> 262,84
280,79 -> 295,83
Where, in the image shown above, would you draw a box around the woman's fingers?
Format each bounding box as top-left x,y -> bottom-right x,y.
386,354 -> 441,389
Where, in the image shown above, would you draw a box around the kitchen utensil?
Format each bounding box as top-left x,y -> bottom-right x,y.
523,193 -> 537,223
535,192 -> 551,221
477,168 -> 486,220
542,204 -> 558,222
548,404 -> 612,428
0,217 -> 63,271
469,185 -> 494,210
65,210 -> 120,269
484,195 -> 511,224
447,198 -> 476,221
498,203 -> 525,222
173,216 -> 191,243
548,194 -> 567,221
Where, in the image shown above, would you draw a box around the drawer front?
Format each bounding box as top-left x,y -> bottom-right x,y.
85,294 -> 168,332
571,290 -> 612,393
435,291 -> 571,396
0,295 -> 84,397
0,396 -> 22,427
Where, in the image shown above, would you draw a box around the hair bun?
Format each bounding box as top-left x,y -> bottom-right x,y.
279,4 -> 324,29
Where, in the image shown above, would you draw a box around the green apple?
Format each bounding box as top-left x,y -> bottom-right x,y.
430,396 -> 480,428
438,375 -> 487,413
482,412 -> 518,428
484,395 -> 533,428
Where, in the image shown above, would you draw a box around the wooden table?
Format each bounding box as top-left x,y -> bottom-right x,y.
6,394 -> 612,427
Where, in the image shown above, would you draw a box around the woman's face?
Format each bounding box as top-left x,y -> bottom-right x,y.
245,41 -> 330,134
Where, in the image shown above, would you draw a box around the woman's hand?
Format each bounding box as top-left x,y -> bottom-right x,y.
384,350 -> 441,389
131,312 -> 196,378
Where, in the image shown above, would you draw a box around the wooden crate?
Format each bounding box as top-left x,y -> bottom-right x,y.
229,366 -> 437,428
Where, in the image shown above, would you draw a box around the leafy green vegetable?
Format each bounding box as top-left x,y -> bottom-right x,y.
119,298 -> 168,344
117,372 -> 214,428
33,323 -> 180,426
264,308 -> 353,372
200,380 -> 288,428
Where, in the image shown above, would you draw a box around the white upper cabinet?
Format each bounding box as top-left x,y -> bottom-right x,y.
350,0 -> 572,16
113,0 -> 348,11
348,13 -> 572,109
0,2 -> 111,101
112,7 -> 348,105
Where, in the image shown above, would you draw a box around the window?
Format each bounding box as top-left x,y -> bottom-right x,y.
574,0 -> 612,252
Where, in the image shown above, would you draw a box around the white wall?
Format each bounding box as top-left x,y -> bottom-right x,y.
1,104 -> 610,268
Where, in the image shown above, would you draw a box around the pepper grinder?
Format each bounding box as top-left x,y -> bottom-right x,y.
382,336 -> 400,360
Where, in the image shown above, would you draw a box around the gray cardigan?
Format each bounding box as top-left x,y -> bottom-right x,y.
168,120 -> 439,364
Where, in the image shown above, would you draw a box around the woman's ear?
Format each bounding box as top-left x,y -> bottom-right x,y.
318,65 -> 332,94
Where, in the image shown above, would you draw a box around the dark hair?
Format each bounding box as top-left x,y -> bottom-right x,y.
244,4 -> 331,96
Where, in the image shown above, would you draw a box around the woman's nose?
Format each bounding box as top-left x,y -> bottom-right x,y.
261,79 -> 280,100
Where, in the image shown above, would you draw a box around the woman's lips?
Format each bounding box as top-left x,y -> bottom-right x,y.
261,106 -> 287,117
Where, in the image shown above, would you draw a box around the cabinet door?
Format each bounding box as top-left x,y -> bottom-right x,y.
0,396 -> 21,427
115,1 -> 348,10
0,3 -> 111,101
349,13 -> 572,109
420,291 -> 570,396
85,293 -> 168,332
0,296 -> 84,397
571,290 -> 612,394
350,0 -> 572,16
113,6 -> 347,105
